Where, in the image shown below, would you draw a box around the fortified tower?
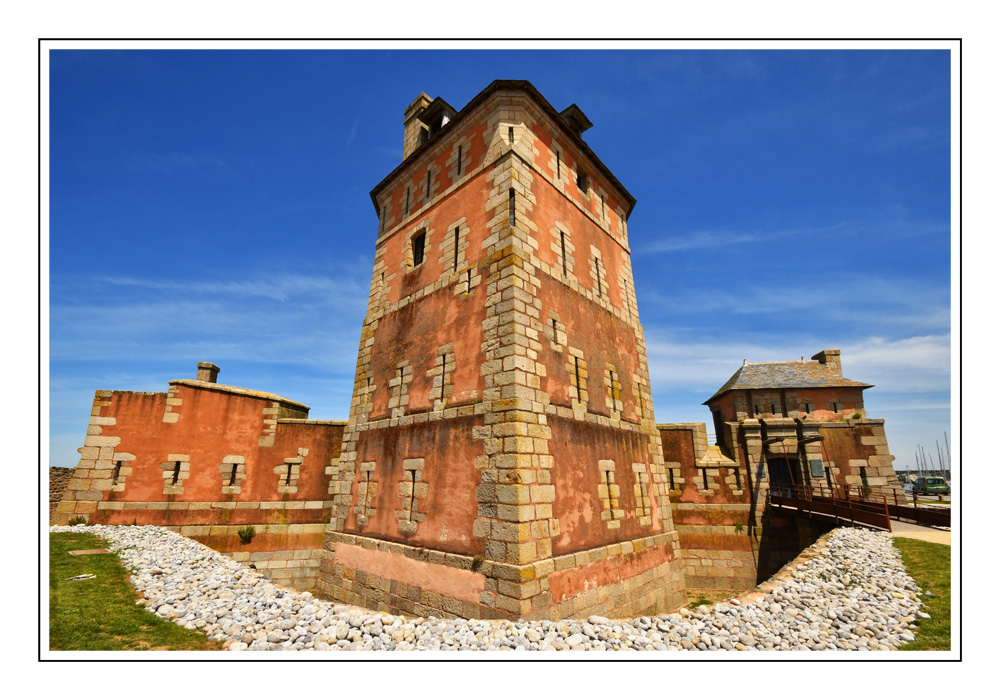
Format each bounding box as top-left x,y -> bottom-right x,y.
318,80 -> 686,619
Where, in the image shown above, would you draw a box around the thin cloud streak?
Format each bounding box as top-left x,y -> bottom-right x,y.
642,217 -> 949,253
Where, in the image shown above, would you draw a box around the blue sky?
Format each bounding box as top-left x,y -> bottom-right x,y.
47,48 -> 953,473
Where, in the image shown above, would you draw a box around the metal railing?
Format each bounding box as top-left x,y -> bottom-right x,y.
769,483 -> 893,531
768,483 -> 950,530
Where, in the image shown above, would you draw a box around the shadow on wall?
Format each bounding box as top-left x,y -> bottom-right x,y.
754,512 -> 834,585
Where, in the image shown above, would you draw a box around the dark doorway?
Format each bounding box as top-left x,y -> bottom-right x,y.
767,457 -> 800,497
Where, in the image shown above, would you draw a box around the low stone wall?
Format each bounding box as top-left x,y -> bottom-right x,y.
225,548 -> 324,590
49,467 -> 75,524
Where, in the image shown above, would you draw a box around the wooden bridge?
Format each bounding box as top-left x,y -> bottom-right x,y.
768,484 -> 950,532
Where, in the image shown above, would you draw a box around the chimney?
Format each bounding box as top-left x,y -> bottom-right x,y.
402,92 -> 433,160
196,362 -> 220,383
811,349 -> 842,376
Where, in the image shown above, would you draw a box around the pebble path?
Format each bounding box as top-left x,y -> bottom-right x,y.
50,525 -> 926,651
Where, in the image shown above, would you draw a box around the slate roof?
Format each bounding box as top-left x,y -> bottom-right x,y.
705,360 -> 872,404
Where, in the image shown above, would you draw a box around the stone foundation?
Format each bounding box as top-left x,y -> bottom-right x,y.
317,529 -> 686,620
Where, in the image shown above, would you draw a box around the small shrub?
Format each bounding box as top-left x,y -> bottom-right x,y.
68,516 -> 88,526
733,523 -> 744,534
237,525 -> 256,545
851,411 -> 863,420
471,554 -> 485,572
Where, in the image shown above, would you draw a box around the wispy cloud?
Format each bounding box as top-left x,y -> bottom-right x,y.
125,153 -> 229,173
642,333 -> 950,397
875,125 -> 948,153
641,216 -> 949,254
638,274 -> 950,333
347,117 -> 360,148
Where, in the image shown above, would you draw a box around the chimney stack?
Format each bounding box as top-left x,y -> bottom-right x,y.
196,362 -> 220,383
811,349 -> 842,376
402,92 -> 433,160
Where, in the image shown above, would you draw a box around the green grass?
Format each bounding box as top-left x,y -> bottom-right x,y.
49,532 -> 222,651
893,537 -> 951,651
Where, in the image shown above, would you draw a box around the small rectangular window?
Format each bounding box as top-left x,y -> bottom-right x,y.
508,188 -> 515,227
453,227 -> 460,271
577,171 -> 590,192
412,231 -> 426,267
556,151 -> 561,179
457,145 -> 463,175
560,231 -> 568,277
508,126 -> 514,144
404,187 -> 410,216
426,168 -> 432,200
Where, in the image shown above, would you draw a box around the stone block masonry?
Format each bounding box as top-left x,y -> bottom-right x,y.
55,368 -> 345,555
317,80 -> 686,619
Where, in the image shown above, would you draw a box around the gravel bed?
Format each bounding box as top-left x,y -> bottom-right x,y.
50,525 -> 925,651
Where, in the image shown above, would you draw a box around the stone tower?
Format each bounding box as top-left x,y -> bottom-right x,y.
317,80 -> 686,619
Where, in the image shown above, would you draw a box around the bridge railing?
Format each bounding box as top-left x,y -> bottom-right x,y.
768,483 -> 949,529
768,483 -> 892,531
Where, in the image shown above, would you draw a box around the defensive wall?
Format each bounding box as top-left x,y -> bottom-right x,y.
53,363 -> 346,589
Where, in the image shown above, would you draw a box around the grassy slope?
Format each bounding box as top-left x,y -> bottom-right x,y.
49,532 -> 222,651
893,537 -> 951,651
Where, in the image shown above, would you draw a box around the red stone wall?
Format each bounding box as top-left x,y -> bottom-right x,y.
56,383 -> 344,540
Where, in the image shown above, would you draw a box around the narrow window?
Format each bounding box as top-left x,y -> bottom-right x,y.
228,464 -> 238,487
508,126 -> 514,144
440,354 -> 447,402
171,462 -> 181,485
595,256 -> 603,297
668,468 -> 676,491
405,470 -> 417,521
609,369 -> 619,403
637,480 -> 650,518
508,188 -> 515,227
551,318 -> 558,341
457,145 -> 463,175
112,461 -> 122,485
425,168 -> 432,200
404,187 -> 410,216
825,467 -> 833,490
601,194 -> 606,218
701,467 -> 709,491
464,269 -> 472,293
733,466 -> 741,490
573,357 -> 583,401
560,231 -> 568,277
556,151 -> 561,179
412,231 -> 426,267
603,469 -> 615,519
860,466 -> 869,488
453,227 -> 460,271
361,470 -> 372,511
285,464 -> 293,486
